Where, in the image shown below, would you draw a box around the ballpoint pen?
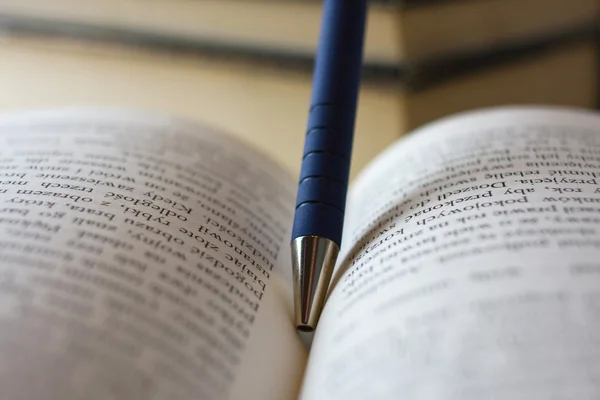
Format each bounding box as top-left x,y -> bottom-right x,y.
291,0 -> 367,332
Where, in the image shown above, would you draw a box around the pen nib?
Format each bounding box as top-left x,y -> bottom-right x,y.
292,236 -> 339,332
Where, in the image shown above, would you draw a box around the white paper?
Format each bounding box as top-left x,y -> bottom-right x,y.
0,109 -> 306,400
302,107 -> 600,400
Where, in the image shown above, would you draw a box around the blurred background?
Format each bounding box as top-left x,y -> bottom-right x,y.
0,0 -> 598,178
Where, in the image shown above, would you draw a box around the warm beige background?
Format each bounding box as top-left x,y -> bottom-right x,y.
0,36 -> 402,179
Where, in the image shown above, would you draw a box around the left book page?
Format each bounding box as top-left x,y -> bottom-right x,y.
0,109 -> 306,400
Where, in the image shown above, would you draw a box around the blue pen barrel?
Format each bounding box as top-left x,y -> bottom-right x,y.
293,121 -> 350,244
291,0 -> 367,245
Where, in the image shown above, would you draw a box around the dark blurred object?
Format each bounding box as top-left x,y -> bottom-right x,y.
0,0 -> 597,71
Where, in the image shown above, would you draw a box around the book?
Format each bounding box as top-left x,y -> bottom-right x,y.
0,0 -> 597,67
0,35 -> 597,179
0,105 -> 600,399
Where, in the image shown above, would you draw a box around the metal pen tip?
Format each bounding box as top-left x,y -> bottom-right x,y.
291,236 -> 339,332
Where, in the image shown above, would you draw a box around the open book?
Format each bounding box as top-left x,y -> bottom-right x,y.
0,106 -> 599,399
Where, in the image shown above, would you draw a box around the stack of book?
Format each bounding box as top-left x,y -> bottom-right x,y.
0,0 -> 598,176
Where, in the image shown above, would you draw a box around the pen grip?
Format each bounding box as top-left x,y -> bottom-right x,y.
292,113 -> 351,244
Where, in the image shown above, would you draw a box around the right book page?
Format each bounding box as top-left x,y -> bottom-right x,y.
301,107 -> 600,400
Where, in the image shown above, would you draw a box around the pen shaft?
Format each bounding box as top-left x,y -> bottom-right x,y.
292,0 -> 367,245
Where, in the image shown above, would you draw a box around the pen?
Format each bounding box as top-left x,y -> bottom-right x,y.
291,0 -> 367,332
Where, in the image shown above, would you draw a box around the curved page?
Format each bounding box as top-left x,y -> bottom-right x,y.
302,107 -> 600,399
0,109 -> 306,400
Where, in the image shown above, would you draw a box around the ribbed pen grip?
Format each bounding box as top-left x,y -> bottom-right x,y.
292,112 -> 350,243
291,0 -> 367,245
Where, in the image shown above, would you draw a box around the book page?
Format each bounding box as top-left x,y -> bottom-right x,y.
302,107 -> 600,399
0,109 -> 306,400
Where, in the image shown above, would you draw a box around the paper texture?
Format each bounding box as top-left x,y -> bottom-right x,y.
0,109 -> 306,400
302,107 -> 600,400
